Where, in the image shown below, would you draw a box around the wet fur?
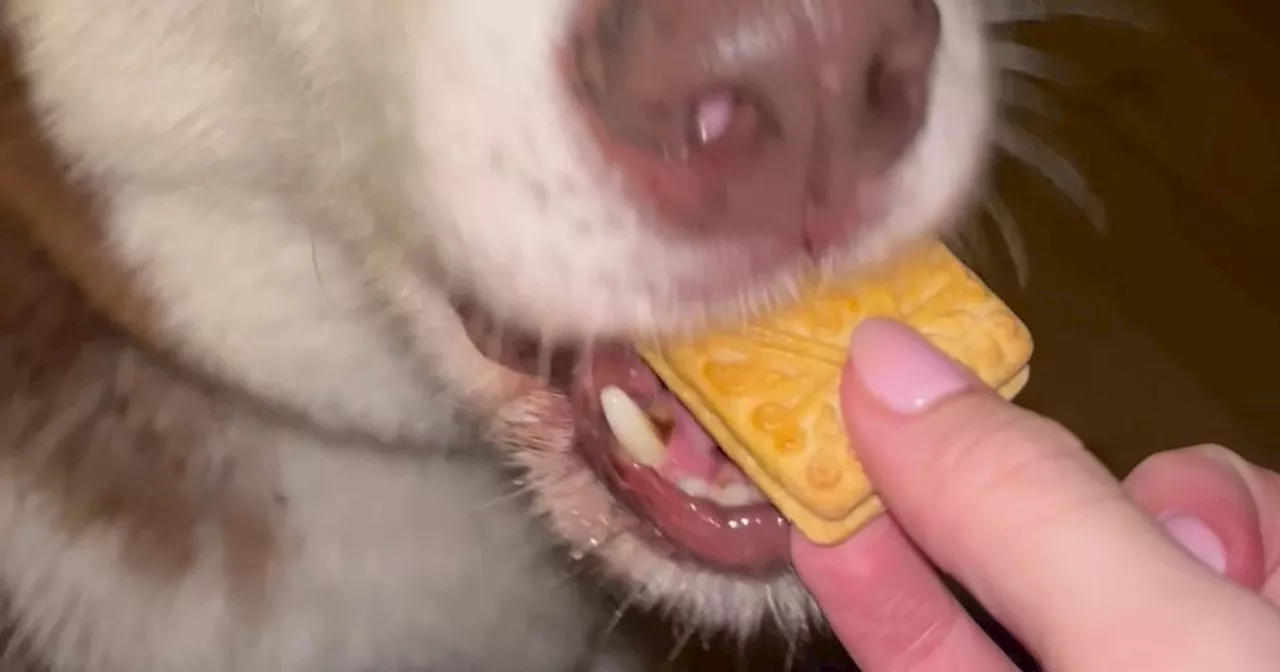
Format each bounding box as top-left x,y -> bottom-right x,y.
0,0 -> 1055,669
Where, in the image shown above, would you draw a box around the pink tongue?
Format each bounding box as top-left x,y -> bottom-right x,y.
654,399 -> 754,488
656,404 -> 720,482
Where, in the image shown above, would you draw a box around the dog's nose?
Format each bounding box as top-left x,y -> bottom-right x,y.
572,0 -> 942,252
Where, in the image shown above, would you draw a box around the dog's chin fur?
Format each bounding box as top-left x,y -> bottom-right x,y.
0,0 -> 994,669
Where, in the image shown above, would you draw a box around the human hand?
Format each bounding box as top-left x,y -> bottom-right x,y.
792,318 -> 1280,671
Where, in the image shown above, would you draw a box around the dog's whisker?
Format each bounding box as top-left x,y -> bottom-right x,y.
466,480 -> 537,516
999,76 -> 1064,124
985,0 -> 1158,30
782,632 -> 799,672
984,194 -> 1031,287
995,122 -> 1108,232
941,219 -> 988,273
601,578 -> 648,642
665,624 -> 698,666
732,638 -> 751,672
309,232 -> 326,292
990,42 -> 1077,84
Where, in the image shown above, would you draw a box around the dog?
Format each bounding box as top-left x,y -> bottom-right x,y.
0,0 -> 1027,669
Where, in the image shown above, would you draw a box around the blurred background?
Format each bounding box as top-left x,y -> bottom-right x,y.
1,0 -> 1276,670
978,0 -> 1278,481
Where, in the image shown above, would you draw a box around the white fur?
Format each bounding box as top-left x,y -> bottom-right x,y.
1,0 -> 997,669
0,430 -> 614,672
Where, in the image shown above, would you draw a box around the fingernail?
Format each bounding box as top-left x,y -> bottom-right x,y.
847,318 -> 972,414
1159,515 -> 1227,574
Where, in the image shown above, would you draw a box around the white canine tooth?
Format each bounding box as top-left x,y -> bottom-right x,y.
600,386 -> 666,467
677,478 -> 711,498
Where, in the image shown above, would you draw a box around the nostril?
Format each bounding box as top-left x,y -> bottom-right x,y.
861,54 -> 920,129
848,0 -> 942,170
863,56 -> 891,117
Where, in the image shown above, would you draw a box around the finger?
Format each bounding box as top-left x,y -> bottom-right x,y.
838,318 -> 1280,670
791,516 -> 1017,672
1124,445 -> 1280,598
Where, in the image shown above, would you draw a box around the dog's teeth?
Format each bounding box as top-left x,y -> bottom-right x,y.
677,478 -> 711,498
711,483 -> 765,507
600,386 -> 666,467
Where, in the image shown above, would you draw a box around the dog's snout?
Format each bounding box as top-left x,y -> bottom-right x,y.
572,0 -> 941,248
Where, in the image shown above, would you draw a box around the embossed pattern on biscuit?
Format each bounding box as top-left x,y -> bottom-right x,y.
638,241 -> 1034,544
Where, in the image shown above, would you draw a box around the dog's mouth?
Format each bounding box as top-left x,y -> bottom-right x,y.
568,345 -> 792,575
459,304 -> 792,577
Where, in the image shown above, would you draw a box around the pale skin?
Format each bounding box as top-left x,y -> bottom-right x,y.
796,318 -> 1280,671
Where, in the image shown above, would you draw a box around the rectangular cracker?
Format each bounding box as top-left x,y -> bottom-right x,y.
637,241 -> 1034,545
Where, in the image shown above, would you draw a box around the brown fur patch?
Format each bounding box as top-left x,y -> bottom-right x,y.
0,36 -> 280,604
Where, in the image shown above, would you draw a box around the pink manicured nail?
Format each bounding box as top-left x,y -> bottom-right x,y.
847,319 -> 972,414
1159,515 -> 1227,574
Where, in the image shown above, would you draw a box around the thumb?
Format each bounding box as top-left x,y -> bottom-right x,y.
838,318 -> 1280,670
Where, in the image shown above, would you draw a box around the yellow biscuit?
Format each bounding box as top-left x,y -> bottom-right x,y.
637,241 -> 1034,545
